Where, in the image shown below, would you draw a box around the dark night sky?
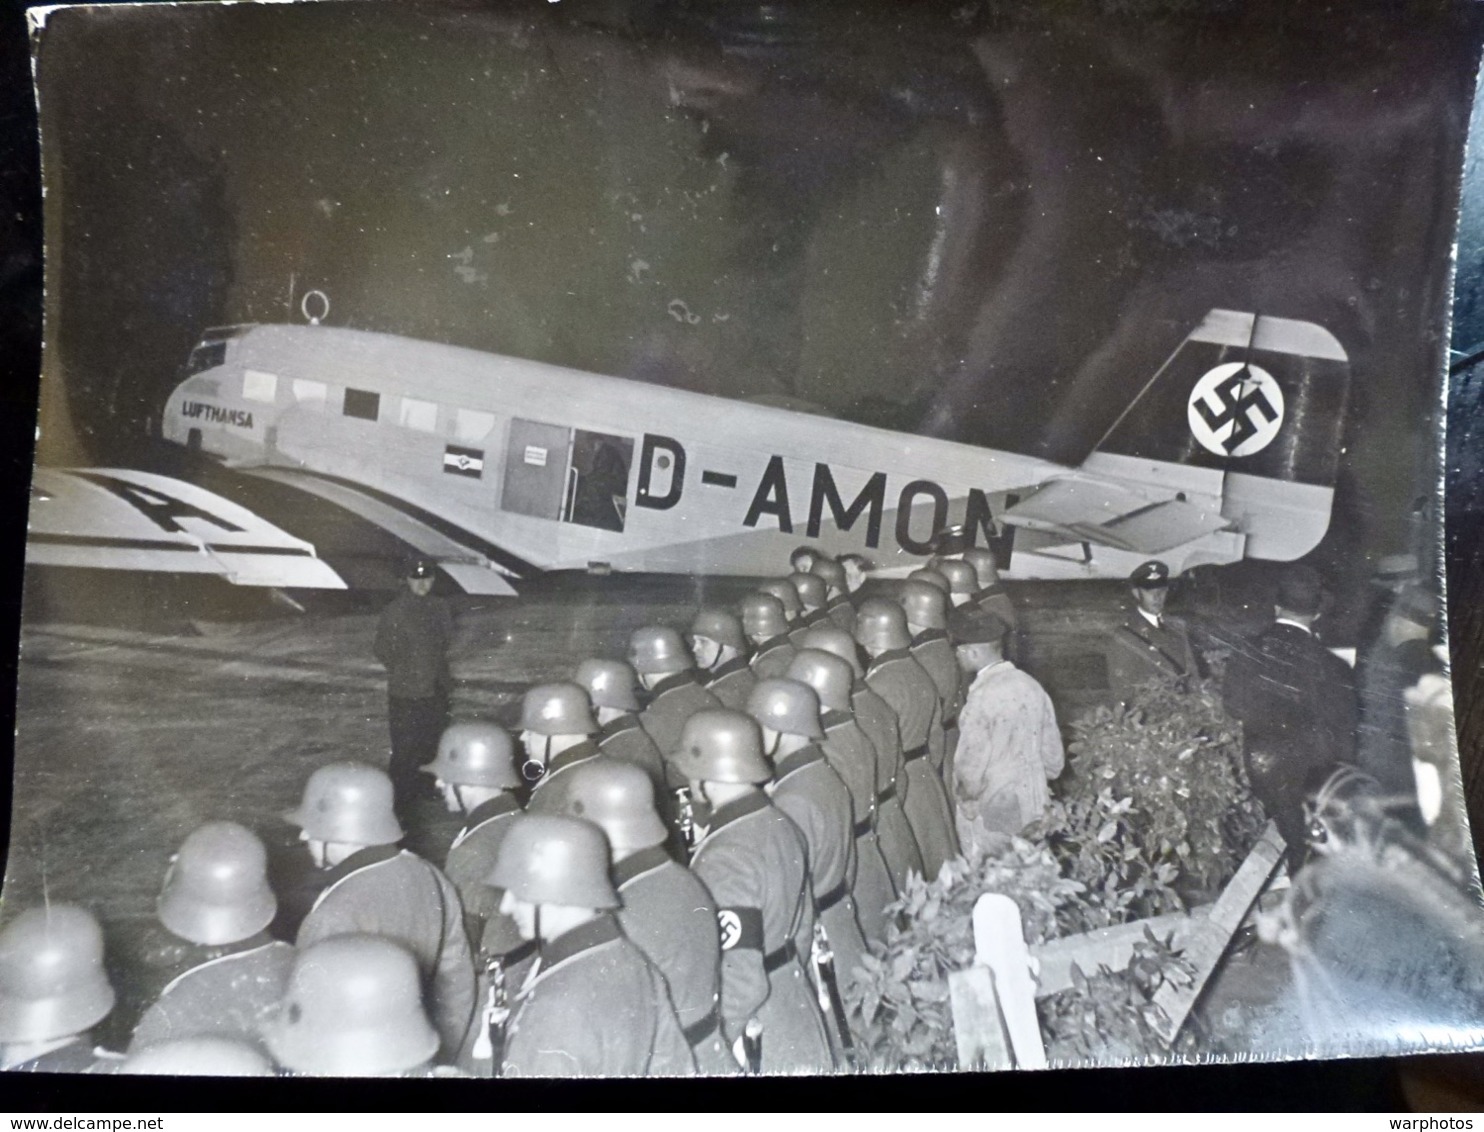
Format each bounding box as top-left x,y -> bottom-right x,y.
29,0 -> 1483,561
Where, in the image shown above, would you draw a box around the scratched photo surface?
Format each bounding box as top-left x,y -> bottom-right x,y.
7,0 -> 1484,1078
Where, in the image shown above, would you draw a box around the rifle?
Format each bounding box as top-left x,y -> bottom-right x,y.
811,921 -> 857,1065
470,955 -> 512,1075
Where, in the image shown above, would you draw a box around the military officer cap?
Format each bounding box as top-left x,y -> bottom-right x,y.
406,558 -> 436,580
1276,564 -> 1324,617
1128,560 -> 1172,589
932,524 -> 972,556
948,606 -> 1010,645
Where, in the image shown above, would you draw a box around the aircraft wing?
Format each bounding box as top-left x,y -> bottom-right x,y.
1000,475 -> 1233,556
26,468 -> 347,589
238,466 -> 519,596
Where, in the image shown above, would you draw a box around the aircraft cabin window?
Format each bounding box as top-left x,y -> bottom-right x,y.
343,388 -> 380,422
242,370 -> 278,404
454,408 -> 495,443
292,379 -> 328,408
399,397 -> 438,432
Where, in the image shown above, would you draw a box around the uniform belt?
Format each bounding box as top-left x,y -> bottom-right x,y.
876,783 -> 897,804
816,880 -> 849,912
763,940 -> 799,974
852,817 -> 873,838
903,744 -> 929,763
683,1006 -> 720,1047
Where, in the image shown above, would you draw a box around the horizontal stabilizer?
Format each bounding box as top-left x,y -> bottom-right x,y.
1002,476 -> 1231,555
26,468 -> 346,589
240,466 -> 518,596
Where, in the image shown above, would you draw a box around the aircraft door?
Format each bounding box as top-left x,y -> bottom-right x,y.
501,418 -> 572,520
562,430 -> 633,533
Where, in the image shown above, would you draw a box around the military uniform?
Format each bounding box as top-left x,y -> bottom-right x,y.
910,628 -> 963,781
768,744 -> 869,1015
597,713 -> 667,786
127,935 -> 293,1054
374,587 -> 454,816
639,672 -> 722,772
750,634 -> 798,681
788,608 -> 835,649
525,739 -> 603,815
296,845 -> 475,1060
1105,609 -> 1198,701
818,708 -> 897,940
850,680 -> 923,892
705,655 -> 759,713
689,791 -> 833,1073
5,1041 -> 115,1073
866,650 -> 959,879
826,594 -> 858,633
613,846 -> 735,1074
502,914 -> 696,1077
974,584 -> 1018,641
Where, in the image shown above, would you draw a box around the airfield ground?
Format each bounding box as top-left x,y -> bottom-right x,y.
2,571 -> 1309,1062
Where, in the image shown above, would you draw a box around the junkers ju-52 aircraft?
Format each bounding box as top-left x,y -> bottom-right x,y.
26,308 -> 1350,596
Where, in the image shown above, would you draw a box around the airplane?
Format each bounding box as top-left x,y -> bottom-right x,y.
25,308 -> 1351,597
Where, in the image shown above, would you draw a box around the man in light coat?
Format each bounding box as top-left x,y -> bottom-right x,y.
949,606 -> 1065,850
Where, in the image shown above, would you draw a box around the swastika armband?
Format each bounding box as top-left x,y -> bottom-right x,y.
715,906 -> 764,952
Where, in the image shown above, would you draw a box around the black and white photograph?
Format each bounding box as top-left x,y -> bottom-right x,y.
5,0 -> 1484,1084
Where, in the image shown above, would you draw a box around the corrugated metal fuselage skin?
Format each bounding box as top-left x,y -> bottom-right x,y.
158,324 -> 1296,581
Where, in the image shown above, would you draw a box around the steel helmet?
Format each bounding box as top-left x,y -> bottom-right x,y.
932,524 -> 971,557
689,608 -> 747,653
521,682 -> 598,737
936,559 -> 978,596
157,821 -> 276,947
899,579 -> 949,630
786,649 -> 855,712
422,721 -> 519,788
797,626 -> 866,678
123,1037 -> 274,1077
562,760 -> 668,855
906,567 -> 951,595
809,557 -> 847,595
667,709 -> 773,785
855,598 -> 912,652
487,814 -> 620,909
787,572 -> 827,611
961,547 -> 1001,588
756,579 -> 802,620
0,905 -> 115,1043
628,626 -> 693,676
747,678 -> 824,740
574,658 -> 641,712
264,935 -> 438,1077
283,763 -> 402,847
739,593 -> 788,641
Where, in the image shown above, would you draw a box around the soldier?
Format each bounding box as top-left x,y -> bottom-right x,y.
560,760 -> 735,1074
284,762 -> 475,1061
520,682 -> 602,814
421,721 -> 534,1073
741,592 -> 798,680
575,657 -> 667,788
121,1037 -> 274,1077
786,648 -> 897,940
373,558 -> 455,823
810,557 -> 857,632
799,625 -> 924,893
689,607 -> 757,712
668,710 -> 834,1073
1224,565 -> 1359,867
127,822 -> 294,1054
1105,560 -> 1199,702
789,545 -> 824,574
907,566 -> 951,595
631,626 -> 721,764
935,560 -> 979,609
899,579 -> 963,780
963,548 -> 1018,630
949,607 -> 1064,851
491,814 -> 695,1077
786,572 -> 833,644
856,598 -> 959,880
757,577 -> 804,627
747,678 -> 869,1036
264,934 -> 440,1077
0,905 -> 116,1072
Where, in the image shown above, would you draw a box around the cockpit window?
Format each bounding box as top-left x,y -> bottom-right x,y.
185,342 -> 226,376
